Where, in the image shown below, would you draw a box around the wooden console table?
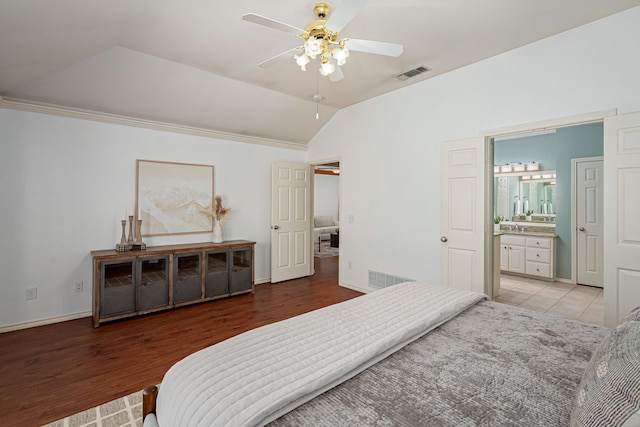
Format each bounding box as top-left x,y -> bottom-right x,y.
91,240 -> 255,327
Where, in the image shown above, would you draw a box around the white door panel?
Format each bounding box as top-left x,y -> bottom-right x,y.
441,137 -> 485,294
604,111 -> 640,326
271,161 -> 312,283
576,159 -> 603,287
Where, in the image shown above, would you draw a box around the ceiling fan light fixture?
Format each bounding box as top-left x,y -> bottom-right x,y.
303,37 -> 323,58
299,34 -> 344,73
319,57 -> 336,76
333,46 -> 349,66
295,54 -> 311,71
244,1 -> 404,81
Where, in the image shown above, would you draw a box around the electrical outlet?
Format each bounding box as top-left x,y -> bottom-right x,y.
26,287 -> 37,300
75,281 -> 83,293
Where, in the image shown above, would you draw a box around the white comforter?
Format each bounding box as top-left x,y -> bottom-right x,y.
145,283 -> 486,427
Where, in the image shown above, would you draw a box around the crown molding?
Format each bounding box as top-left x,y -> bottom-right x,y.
0,96 -> 308,152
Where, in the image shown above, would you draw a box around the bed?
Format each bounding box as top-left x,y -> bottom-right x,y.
142,282 -> 640,427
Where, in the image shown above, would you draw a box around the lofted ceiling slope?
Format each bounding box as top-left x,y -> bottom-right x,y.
1,0 -> 639,147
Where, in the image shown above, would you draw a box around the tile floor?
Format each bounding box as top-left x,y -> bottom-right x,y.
495,273 -> 604,326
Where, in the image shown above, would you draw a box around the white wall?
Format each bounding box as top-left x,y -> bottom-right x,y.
3,8 -> 639,328
314,173 -> 339,222
307,7 -> 640,292
0,110 -> 305,328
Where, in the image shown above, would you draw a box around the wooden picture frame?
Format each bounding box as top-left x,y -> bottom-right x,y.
136,160 -> 214,236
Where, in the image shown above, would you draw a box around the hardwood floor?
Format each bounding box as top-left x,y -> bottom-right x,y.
0,256 -> 358,427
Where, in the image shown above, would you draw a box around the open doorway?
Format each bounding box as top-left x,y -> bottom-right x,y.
490,122 -> 604,324
492,122 -> 604,286
480,109 -> 640,327
313,161 -> 340,259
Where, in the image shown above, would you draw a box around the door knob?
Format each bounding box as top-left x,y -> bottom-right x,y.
272,225 -> 280,230
579,227 -> 585,231
440,236 -> 448,242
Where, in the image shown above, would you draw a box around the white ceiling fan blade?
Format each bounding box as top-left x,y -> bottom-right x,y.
325,0 -> 367,33
242,13 -> 304,35
345,38 -> 403,57
257,47 -> 302,68
329,65 -> 344,82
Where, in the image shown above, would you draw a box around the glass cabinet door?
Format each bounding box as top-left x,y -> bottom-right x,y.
230,248 -> 252,293
101,260 -> 135,317
205,251 -> 229,297
173,253 -> 202,304
136,256 -> 169,311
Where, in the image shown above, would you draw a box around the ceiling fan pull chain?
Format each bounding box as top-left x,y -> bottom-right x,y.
316,71 -> 320,120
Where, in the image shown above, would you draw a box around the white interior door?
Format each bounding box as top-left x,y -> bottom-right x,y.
604,111 -> 640,327
441,137 -> 486,294
271,161 -> 312,283
576,158 -> 604,287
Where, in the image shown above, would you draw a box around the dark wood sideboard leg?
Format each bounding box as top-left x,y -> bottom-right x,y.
142,385 -> 158,420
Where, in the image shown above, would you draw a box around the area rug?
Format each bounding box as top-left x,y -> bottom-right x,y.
41,390 -> 143,427
314,240 -> 339,258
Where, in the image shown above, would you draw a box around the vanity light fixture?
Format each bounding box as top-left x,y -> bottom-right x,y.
526,161 -> 539,171
496,161 -> 541,175
512,163 -> 526,172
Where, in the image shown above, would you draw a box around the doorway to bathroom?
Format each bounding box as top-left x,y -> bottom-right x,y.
492,122 -> 604,288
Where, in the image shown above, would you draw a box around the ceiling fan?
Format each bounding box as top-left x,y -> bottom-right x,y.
242,0 -> 403,82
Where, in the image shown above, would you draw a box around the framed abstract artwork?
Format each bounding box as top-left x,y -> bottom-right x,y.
136,160 -> 214,236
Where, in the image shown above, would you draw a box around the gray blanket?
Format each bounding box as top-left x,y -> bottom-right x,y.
270,301 -> 609,426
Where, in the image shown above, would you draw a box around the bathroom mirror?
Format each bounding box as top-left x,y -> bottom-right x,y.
520,180 -> 556,215
494,171 -> 557,220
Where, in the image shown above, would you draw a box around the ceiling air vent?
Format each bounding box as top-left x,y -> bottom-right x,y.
396,65 -> 431,81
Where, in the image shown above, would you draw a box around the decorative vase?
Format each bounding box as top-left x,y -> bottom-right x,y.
525,215 -> 532,221
213,221 -> 223,243
494,224 -> 500,232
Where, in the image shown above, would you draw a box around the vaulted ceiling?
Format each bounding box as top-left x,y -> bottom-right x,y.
1,1 -> 638,147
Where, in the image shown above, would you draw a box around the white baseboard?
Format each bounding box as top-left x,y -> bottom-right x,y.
0,278 -> 359,333
339,281 -> 370,294
0,311 -> 92,333
0,279 -> 280,333
554,277 -> 575,285
254,276 -> 367,295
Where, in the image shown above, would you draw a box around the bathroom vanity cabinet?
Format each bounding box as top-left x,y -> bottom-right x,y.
500,234 -> 555,280
500,235 -> 526,274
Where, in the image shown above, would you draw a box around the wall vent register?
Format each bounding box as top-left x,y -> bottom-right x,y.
368,270 -> 414,289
